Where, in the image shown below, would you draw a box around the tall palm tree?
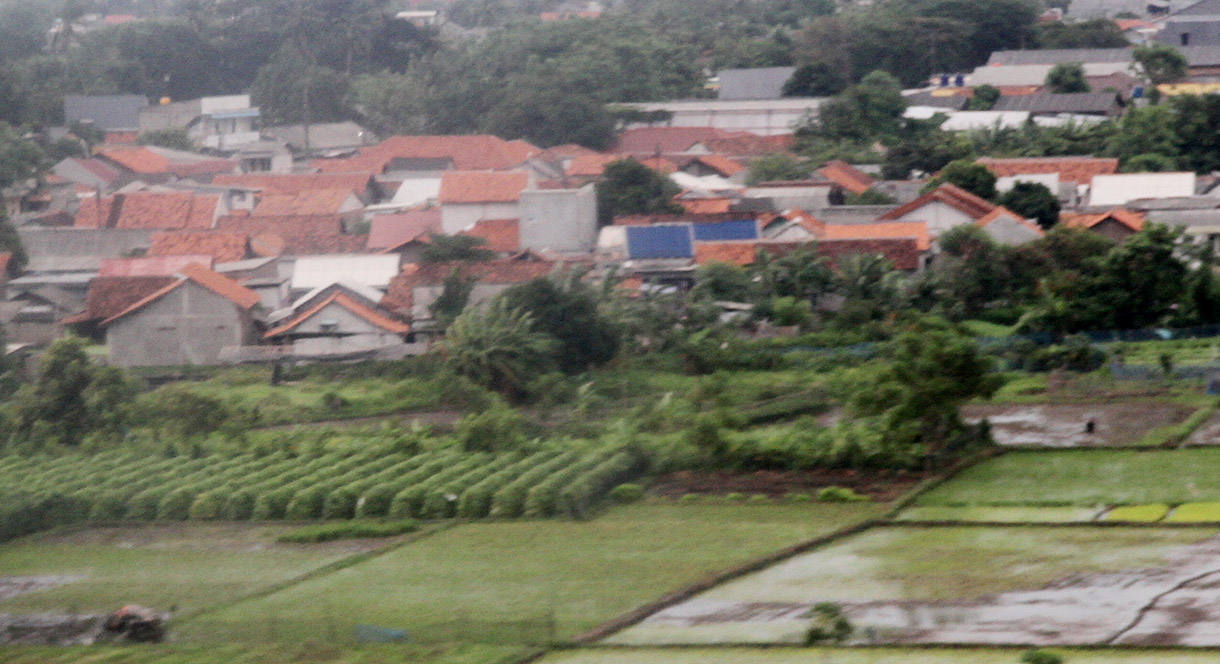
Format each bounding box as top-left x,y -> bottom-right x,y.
440,299 -> 557,400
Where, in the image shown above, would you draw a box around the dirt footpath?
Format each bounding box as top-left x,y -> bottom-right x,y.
612,535 -> 1220,647
963,403 -> 1194,447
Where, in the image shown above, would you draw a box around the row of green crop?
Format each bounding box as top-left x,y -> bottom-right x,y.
0,444 -> 646,542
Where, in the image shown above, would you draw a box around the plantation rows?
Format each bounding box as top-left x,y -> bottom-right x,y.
0,445 -> 646,541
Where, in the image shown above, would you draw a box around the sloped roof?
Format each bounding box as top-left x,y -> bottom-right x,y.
692,219 -> 758,242
537,144 -> 599,161
977,156 -> 1119,184
459,218 -> 520,253
62,276 -> 178,325
717,67 -> 797,101
253,189 -> 360,217
566,154 -> 630,177
1062,207 -> 1146,232
612,127 -> 733,155
677,198 -> 734,214
975,207 -> 1046,237
694,238 -> 924,270
689,154 -> 746,177
1172,0 -> 1220,18
101,263 -> 260,326
64,95 -> 147,132
311,135 -> 539,174
367,209 -> 442,251
99,255 -> 213,277
74,192 -> 219,230
986,48 -> 1132,66
291,254 -> 402,291
439,171 -> 529,204
213,172 -> 376,197
381,259 -> 559,313
95,146 -> 235,176
265,291 -> 410,338
626,225 -> 694,259
694,241 -> 758,266
817,161 -> 877,195
215,214 -> 365,256
992,92 -> 1120,114
820,221 -> 932,251
878,183 -> 996,221
701,133 -> 795,158
150,232 -> 251,264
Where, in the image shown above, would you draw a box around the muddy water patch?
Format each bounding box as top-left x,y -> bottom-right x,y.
963,403 -> 1193,447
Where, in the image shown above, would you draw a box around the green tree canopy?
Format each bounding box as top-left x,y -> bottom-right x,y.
998,182 -> 1061,230
924,159 -> 997,200
595,159 -> 682,226
1045,62 -> 1090,93
746,153 -> 810,185
441,299 -> 557,400
1133,43 -> 1188,87
500,272 -> 620,373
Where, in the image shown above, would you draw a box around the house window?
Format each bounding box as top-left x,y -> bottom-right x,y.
1182,32 -> 1191,46
320,319 -> 339,334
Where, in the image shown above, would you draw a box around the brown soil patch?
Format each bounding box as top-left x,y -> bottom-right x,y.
649,469 -> 928,501
1188,413 -> 1220,445
963,402 -> 1195,447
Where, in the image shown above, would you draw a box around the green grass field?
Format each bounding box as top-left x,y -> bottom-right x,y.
918,449 -> 1220,507
540,647 -> 1220,664
0,524 -> 379,615
177,502 -> 884,645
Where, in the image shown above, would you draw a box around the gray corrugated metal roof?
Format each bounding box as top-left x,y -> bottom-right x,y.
64,95 -> 149,131
263,122 -> 373,152
986,48 -> 1132,66
902,92 -> 970,110
1182,45 -> 1220,65
19,228 -> 154,273
992,92 -> 1120,114
717,67 -> 797,101
1173,0 -> 1220,16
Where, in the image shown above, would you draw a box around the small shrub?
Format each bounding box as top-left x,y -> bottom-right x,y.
608,483 -> 645,504
679,493 -> 701,503
188,491 -> 226,520
285,488 -> 328,520
277,519 -> 420,544
784,492 -> 812,503
804,602 -> 853,645
356,485 -> 398,519
1020,649 -> 1064,664
725,492 -> 746,502
224,490 -> 257,520
156,488 -> 196,521
321,489 -> 359,520
88,492 -> 128,521
817,486 -> 869,503
747,494 -> 771,504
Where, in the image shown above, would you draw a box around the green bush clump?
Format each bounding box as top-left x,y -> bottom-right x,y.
188,490 -> 227,520
725,492 -> 746,502
747,494 -> 771,504
816,486 -> 870,503
88,492 -> 128,521
128,486 -> 174,520
285,487 -> 329,520
523,451 -> 613,518
251,488 -> 295,520
608,483 -> 644,504
784,492 -> 812,503
488,450 -> 581,518
1020,649 -> 1064,664
320,488 -> 359,520
679,493 -> 701,503
277,519 -> 420,544
224,490 -> 257,520
156,487 -> 197,521
559,452 -> 646,518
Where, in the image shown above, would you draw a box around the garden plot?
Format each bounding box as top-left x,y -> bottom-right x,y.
962,403 -> 1194,447
604,526 -> 1220,647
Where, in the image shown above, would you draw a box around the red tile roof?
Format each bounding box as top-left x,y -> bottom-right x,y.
1116,18 -> 1155,30
367,209 -> 442,251
976,156 -> 1119,185
701,134 -> 795,158
820,221 -> 931,251
439,171 -> 529,204
695,239 -> 925,271
459,218 -> 520,253
63,275 -> 179,325
677,198 -> 733,214
691,154 -> 747,177
640,156 -> 679,174
150,232 -> 251,264
537,144 -> 599,161
381,259 -> 558,314
818,160 -> 876,195
95,146 -> 235,176
215,214 -> 366,255
265,292 -> 410,338
612,127 -> 733,156
878,183 -> 996,222
1061,207 -> 1145,232
253,188 -> 360,216
566,154 -> 630,177
694,241 -> 757,266
74,192 -> 220,230
311,135 -> 539,174
101,264 -> 260,326
99,255 -> 214,277
213,172 -> 376,198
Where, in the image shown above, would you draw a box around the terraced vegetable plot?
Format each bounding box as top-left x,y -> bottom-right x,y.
916,449 -> 1220,507
178,502 -> 885,645
0,445 -> 646,542
605,526 -> 1219,647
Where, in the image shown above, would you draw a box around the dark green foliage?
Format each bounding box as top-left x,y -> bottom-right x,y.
808,71 -> 905,142
596,160 -> 683,227
1133,43 -> 1188,87
443,299 -> 558,399
453,401 -> 527,453
429,268 -> 476,329
421,234 -> 494,264
251,49 -> 352,126
782,63 -> 847,97
0,212 -> 28,273
691,261 -> 759,304
1045,62 -> 1090,93
0,121 -> 44,192
608,483 -> 644,503
1020,650 -> 1064,664
967,85 -> 1001,111
817,486 -> 869,502
999,182 -> 1060,230
277,519 -> 419,544
746,153 -> 810,185
139,128 -> 195,152
1033,19 -> 1127,49
844,188 -> 898,205
804,602 -> 854,645
882,116 -> 974,179
925,159 -> 997,200
500,273 -> 620,374
1169,94 -> 1220,173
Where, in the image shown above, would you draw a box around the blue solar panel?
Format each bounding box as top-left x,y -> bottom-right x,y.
692,219 -> 758,242
626,225 -> 694,259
